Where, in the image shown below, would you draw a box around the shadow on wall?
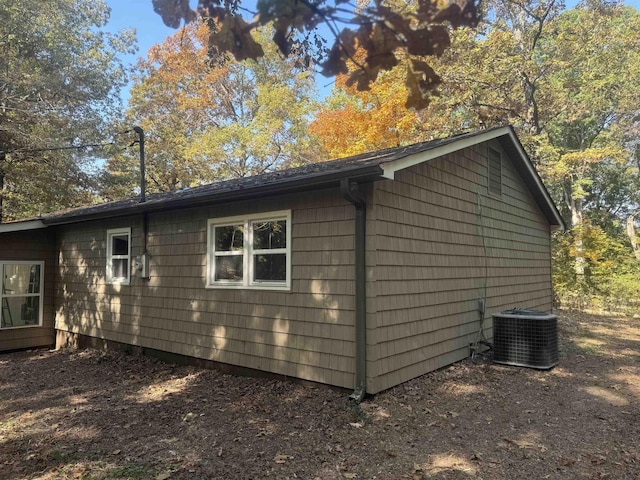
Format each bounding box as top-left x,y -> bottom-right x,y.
55,203 -> 357,390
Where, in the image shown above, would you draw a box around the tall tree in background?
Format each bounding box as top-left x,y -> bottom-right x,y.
314,0 -> 640,304
151,0 -> 479,110
0,0 -> 136,222
310,62 -> 421,159
102,21 -> 318,199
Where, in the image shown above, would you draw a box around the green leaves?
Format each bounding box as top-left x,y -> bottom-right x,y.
103,22 -> 318,199
0,0 -> 136,221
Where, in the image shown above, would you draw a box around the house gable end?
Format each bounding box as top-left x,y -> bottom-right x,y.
380,126 -> 564,230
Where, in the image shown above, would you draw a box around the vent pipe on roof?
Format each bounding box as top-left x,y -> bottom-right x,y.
340,178 -> 367,403
133,126 -> 146,203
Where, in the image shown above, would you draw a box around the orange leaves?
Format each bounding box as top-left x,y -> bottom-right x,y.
310,63 -> 421,159
152,0 -> 478,110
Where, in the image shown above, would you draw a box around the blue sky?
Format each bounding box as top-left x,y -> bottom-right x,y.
105,0 -> 640,104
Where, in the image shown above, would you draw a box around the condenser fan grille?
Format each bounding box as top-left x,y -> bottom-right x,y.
492,309 -> 558,369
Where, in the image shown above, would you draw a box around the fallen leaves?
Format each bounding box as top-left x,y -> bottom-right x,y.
274,453 -> 293,464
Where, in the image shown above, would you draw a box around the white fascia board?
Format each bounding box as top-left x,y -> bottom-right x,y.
381,126 -> 512,179
381,126 -> 565,229
0,220 -> 47,233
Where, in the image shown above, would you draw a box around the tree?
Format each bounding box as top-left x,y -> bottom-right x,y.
150,0 -> 479,109
312,0 -> 640,306
102,21 -> 318,199
309,59 -> 421,158
0,0 -> 136,221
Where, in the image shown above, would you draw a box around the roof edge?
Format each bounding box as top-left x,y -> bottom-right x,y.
499,129 -> 566,230
42,164 -> 384,226
381,126 -> 565,229
381,126 -> 513,179
0,220 -> 47,234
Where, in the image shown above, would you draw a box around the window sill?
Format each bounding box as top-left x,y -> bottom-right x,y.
0,323 -> 43,330
206,283 -> 290,292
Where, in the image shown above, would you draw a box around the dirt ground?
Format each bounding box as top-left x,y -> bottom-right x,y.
1,310 -> 639,480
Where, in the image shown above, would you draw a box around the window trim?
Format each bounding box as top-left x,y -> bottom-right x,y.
106,228 -> 131,285
0,261 -> 44,330
207,211 -> 291,290
487,147 -> 503,197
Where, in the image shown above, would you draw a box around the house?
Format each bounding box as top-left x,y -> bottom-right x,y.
0,126 -> 564,396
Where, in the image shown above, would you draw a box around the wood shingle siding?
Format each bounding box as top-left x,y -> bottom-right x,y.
54,189 -> 358,388
3,127 -> 561,392
366,143 -> 552,393
0,230 -> 56,351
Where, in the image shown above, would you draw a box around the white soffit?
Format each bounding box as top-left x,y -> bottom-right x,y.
381,126 -> 512,180
381,126 -> 564,229
0,220 -> 46,233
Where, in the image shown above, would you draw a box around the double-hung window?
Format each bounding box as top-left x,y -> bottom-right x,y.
1,261 -> 44,329
106,228 -> 131,284
207,211 -> 291,290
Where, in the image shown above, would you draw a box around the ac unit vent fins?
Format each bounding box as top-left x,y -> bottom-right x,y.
492,309 -> 558,369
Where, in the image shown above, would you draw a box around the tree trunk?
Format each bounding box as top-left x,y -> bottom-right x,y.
626,212 -> 640,260
572,197 -> 585,279
564,181 -> 586,279
0,152 -> 4,224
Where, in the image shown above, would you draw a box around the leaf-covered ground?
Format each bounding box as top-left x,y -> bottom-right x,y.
1,310 -> 639,479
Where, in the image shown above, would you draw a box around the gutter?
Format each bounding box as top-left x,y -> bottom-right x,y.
43,166 -> 384,227
340,179 -> 367,403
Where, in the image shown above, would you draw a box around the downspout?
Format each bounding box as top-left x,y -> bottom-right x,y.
340,179 -> 367,403
132,126 -> 150,276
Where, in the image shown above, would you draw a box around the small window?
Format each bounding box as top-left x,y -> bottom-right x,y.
107,228 -> 131,284
207,211 -> 291,290
488,147 -> 502,196
1,261 -> 44,329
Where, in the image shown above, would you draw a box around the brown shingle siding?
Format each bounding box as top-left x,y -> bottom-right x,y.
367,144 -> 553,393
0,230 -> 56,351
54,188 -> 357,389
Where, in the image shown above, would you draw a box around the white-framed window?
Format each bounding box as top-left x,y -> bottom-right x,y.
488,147 -> 502,196
1,261 -> 44,329
207,211 -> 291,290
106,228 -> 131,285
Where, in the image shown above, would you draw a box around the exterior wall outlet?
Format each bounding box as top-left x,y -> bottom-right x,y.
135,253 -> 150,279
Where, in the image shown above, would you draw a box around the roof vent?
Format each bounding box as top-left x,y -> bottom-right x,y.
492,309 -> 558,369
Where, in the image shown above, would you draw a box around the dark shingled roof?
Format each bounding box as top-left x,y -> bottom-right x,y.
1,125 -> 561,229
42,128 -> 499,225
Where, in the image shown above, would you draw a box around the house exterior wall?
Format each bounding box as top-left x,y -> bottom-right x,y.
0,230 -> 56,351
54,188 -> 358,388
366,143 -> 553,393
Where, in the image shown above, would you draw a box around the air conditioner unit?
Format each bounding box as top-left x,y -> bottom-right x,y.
492,309 -> 558,369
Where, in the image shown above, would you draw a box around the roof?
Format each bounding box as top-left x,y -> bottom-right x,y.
0,126 -> 565,232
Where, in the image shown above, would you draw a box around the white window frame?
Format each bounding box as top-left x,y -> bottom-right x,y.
207,210 -> 291,290
0,261 -> 44,329
106,228 -> 131,285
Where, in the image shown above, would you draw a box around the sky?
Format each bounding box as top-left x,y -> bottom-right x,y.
105,0 -> 640,104
106,0 -> 176,102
